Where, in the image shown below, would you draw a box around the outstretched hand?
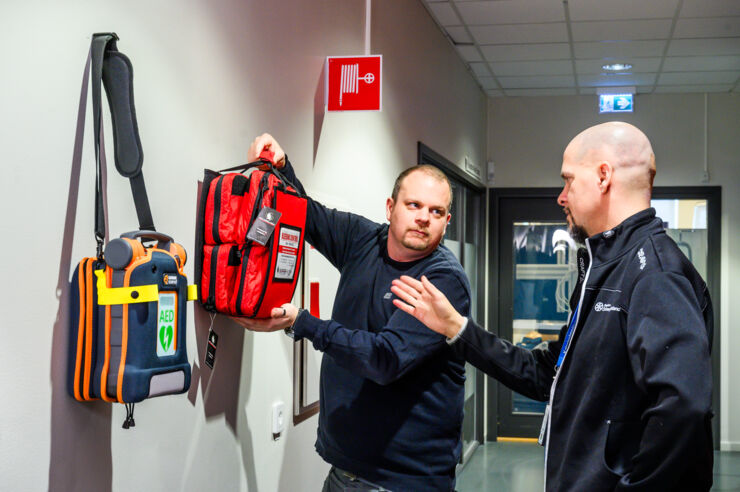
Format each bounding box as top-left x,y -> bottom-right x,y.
390,275 -> 466,339
247,133 -> 286,169
230,303 -> 299,332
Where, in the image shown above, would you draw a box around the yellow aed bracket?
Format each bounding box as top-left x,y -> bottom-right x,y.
187,284 -> 198,301
94,270 -> 199,305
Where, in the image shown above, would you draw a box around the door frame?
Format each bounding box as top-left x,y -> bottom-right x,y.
418,142 -> 486,453
486,186 -> 721,448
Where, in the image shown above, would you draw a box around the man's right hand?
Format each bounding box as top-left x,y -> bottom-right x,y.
391,275 -> 466,339
247,133 -> 286,168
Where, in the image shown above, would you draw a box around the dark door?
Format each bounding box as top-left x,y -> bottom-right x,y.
489,190 -> 570,438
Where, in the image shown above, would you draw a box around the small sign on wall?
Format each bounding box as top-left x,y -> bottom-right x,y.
599,94 -> 633,113
326,55 -> 382,112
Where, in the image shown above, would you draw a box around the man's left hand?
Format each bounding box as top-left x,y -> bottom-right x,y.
230,303 -> 299,332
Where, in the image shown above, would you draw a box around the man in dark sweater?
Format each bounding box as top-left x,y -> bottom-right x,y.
392,122 -> 714,491
234,134 -> 471,491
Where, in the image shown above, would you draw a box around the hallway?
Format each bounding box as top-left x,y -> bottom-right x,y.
457,442 -> 740,491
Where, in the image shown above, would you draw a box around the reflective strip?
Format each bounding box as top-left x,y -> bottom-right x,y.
94,269 -> 158,305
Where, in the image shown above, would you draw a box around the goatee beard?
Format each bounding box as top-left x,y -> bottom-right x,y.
401,237 -> 429,251
564,207 -> 588,244
569,224 -> 588,244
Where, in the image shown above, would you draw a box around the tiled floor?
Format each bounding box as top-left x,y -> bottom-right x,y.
456,442 -> 740,491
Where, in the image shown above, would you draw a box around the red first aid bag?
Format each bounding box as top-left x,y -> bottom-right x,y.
195,153 -> 307,318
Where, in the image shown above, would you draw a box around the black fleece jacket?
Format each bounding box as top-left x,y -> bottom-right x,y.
452,208 -> 713,491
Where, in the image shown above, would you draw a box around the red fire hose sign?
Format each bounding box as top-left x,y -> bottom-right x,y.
327,55 -> 382,112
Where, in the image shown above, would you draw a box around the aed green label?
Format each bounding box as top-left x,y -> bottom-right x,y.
157,293 -> 176,357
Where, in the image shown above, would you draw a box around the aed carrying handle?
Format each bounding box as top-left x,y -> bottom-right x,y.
121,230 -> 173,249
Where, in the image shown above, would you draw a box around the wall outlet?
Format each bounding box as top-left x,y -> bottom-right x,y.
272,401 -> 285,440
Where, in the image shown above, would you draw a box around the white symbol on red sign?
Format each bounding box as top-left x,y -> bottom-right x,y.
327,55 -> 381,111
340,64 -> 376,107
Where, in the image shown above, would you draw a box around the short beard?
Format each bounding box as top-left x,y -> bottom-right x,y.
401,237 -> 430,251
569,224 -> 589,244
564,207 -> 588,244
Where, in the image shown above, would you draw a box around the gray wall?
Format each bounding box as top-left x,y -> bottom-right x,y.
489,92 -> 740,450
0,0 -> 486,490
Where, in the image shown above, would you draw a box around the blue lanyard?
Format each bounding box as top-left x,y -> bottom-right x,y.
556,304 -> 579,370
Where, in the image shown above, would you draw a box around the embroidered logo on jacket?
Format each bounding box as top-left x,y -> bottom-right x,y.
594,302 -> 620,312
383,292 -> 393,300
637,248 -> 646,270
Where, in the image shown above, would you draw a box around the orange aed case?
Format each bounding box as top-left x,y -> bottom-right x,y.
68,233 -> 192,405
66,34 -> 194,425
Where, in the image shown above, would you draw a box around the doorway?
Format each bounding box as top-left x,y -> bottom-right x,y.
487,187 -> 721,447
418,143 -> 486,467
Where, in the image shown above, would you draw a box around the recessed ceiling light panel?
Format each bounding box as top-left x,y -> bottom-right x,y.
602,63 -> 633,72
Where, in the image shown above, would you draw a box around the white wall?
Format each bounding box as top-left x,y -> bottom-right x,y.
488,93 -> 740,450
0,0 -> 486,490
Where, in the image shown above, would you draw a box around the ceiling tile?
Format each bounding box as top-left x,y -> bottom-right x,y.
445,26 -> 473,44
662,55 -> 740,72
574,40 -> 666,58
575,57 -> 662,74
497,75 -> 575,89
481,43 -> 571,61
654,84 -> 734,93
490,59 -> 573,76
457,45 -> 482,62
470,23 -> 567,45
636,86 -> 656,93
469,61 -> 492,77
571,19 -> 672,42
428,2 -> 461,26
668,38 -> 740,56
456,0 -> 565,25
680,0 -> 740,18
476,76 -> 500,90
658,71 -> 740,85
673,17 -> 740,38
504,88 -> 578,96
568,0 -> 679,21
579,73 -> 657,87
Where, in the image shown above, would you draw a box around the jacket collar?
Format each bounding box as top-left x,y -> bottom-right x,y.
585,208 -> 664,266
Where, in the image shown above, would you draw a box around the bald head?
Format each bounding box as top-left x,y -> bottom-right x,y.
558,122 -> 657,240
566,121 -> 656,193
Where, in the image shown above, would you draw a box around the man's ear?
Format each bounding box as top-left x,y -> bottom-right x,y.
442,213 -> 451,235
598,162 -> 613,194
386,197 -> 394,222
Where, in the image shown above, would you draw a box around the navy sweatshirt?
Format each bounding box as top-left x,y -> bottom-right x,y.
282,160 -> 471,492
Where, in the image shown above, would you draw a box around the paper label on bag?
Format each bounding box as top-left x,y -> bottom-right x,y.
247,207 -> 282,245
274,225 -> 301,281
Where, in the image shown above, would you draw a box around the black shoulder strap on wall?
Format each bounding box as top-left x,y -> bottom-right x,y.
91,32 -> 155,233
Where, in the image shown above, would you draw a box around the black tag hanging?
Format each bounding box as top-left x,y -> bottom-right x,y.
205,328 -> 218,369
246,207 -> 281,245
